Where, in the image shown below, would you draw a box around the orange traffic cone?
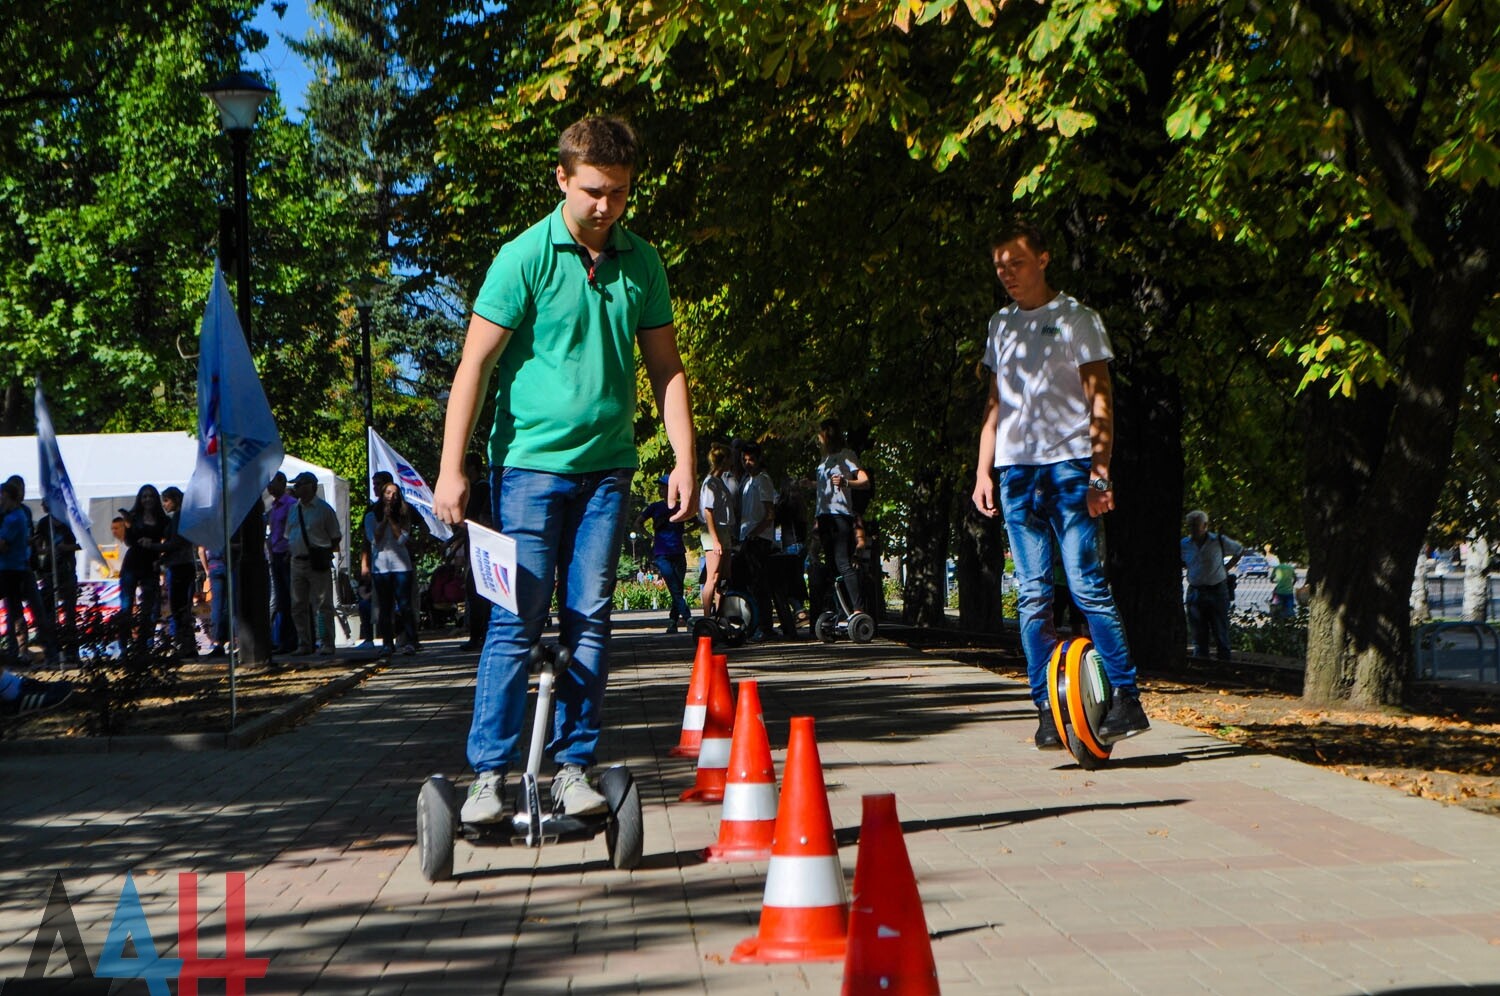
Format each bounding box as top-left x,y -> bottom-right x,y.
841,793 -> 940,995
731,716 -> 848,963
669,636 -> 715,758
704,679 -> 777,861
679,654 -> 735,802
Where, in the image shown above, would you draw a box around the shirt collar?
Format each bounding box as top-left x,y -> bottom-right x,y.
547,202 -> 633,256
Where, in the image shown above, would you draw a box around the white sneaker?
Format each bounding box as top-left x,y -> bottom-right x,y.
551,764 -> 607,816
461,770 -> 507,823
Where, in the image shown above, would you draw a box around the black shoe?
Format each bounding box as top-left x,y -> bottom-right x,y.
1034,706 -> 1063,750
1097,693 -> 1151,741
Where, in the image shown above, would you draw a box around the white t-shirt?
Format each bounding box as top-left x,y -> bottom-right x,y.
739,472 -> 777,542
699,473 -> 735,552
982,293 -> 1113,466
816,449 -> 863,517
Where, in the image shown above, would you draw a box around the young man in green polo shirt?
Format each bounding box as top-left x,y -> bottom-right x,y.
433,116 -> 696,823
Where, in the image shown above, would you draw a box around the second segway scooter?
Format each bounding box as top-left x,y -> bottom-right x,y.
814,569 -> 876,644
416,642 -> 644,882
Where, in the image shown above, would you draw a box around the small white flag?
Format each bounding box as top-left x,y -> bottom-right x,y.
466,521 -> 518,615
34,380 -> 107,571
367,426 -> 453,542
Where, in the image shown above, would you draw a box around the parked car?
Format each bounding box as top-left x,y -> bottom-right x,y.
1235,552 -> 1272,578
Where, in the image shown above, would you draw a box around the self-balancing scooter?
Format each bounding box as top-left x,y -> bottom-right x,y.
1045,636 -> 1120,770
416,642 -> 644,882
692,577 -> 757,647
814,570 -> 876,644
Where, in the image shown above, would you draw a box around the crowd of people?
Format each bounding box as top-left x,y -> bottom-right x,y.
625,422 -> 878,644
0,454 -> 512,724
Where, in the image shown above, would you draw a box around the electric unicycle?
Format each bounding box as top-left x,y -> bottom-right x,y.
1045,637 -> 1118,770
415,643 -> 645,882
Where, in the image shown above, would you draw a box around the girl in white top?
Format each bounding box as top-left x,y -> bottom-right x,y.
698,441 -> 736,614
365,481 -> 417,653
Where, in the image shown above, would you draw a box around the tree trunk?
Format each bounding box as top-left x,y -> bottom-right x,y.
1302,273 -> 1480,705
1463,538 -> 1491,622
902,467 -> 951,627
1109,353 -> 1187,671
956,499 -> 1007,634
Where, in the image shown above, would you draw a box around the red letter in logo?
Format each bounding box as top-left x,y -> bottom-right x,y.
176,873 -> 270,995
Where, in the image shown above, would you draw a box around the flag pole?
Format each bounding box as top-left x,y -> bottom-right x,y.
214,376 -> 240,731
46,516 -> 61,670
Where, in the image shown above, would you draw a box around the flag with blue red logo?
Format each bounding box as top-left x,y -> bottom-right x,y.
179,266 -> 285,549
367,426 -> 453,541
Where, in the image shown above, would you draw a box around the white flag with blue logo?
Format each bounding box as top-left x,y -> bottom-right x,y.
367,426 -> 454,541
466,520 -> 517,614
33,379 -> 107,571
179,266 -> 285,548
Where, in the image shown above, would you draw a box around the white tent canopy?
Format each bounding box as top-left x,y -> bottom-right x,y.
0,431 -> 350,577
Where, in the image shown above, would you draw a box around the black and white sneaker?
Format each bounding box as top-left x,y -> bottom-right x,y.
0,678 -> 73,719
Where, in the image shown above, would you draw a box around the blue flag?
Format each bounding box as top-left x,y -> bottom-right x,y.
179,266 -> 285,549
34,379 -> 107,571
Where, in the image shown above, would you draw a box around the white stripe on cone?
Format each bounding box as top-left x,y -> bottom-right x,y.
763,855 -> 846,908
721,781 -> 778,822
681,704 -> 706,731
697,736 -> 731,769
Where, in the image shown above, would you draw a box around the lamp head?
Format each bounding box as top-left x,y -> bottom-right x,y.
203,70 -> 273,132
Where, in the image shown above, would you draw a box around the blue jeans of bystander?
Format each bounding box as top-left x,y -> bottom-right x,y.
653,552 -> 691,624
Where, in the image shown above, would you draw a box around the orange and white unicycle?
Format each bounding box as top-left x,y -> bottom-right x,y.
1046,637 -> 1118,770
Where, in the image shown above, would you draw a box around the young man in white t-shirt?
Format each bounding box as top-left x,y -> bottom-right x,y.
971,220 -> 1150,748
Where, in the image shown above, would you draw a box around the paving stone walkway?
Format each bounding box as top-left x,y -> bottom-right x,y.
3,615 -> 1499,994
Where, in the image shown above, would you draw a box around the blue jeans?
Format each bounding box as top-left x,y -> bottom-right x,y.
653,552 -> 691,624
271,552 -> 296,652
373,570 -> 414,648
997,460 -> 1137,707
208,565 -> 229,645
118,566 -> 161,656
1187,582 -> 1232,659
467,467 -> 632,775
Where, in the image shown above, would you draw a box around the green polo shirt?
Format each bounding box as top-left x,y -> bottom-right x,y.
472,203 -> 674,474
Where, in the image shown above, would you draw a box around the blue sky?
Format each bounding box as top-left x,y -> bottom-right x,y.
248,0 -> 318,120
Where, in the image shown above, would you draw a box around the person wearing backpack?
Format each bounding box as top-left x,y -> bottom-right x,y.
1180,510 -> 1243,660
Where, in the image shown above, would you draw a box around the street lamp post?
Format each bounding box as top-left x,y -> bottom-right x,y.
354,296 -> 375,488
203,70 -> 274,669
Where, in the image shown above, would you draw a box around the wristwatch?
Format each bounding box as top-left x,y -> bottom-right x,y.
1088,478 -> 1113,493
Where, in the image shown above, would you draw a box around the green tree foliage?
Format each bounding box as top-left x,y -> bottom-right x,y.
465,0 -> 1499,705
0,4 -> 254,433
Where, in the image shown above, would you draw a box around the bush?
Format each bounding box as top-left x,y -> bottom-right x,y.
1229,607 -> 1309,658
612,575 -> 700,611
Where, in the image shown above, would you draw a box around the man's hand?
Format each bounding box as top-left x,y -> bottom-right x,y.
1087,488 -> 1115,518
432,470 -> 469,527
665,464 -> 698,522
972,474 -> 998,519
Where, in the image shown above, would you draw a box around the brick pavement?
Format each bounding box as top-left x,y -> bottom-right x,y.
3,615 -> 1500,994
